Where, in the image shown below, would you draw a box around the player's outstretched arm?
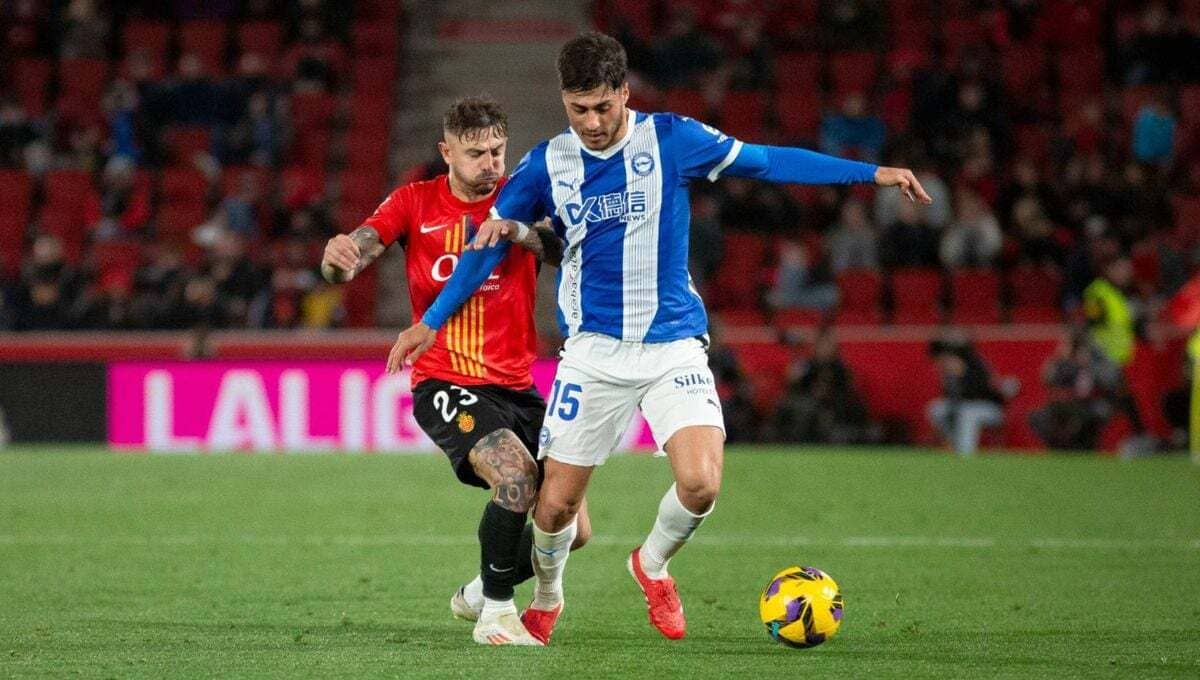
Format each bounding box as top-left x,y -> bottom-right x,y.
384,242 -> 510,372
321,227 -> 385,283
873,166 -> 932,204
387,321 -> 437,373
469,219 -> 563,266
723,143 -> 933,204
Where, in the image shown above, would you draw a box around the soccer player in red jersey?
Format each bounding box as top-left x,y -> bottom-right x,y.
320,97 -> 589,646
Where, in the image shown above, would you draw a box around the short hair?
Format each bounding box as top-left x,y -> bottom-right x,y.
557,31 -> 627,93
442,96 -> 508,142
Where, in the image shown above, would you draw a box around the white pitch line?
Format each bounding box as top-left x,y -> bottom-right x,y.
0,534 -> 1196,550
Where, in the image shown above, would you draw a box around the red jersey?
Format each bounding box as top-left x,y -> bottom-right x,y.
363,175 -> 538,390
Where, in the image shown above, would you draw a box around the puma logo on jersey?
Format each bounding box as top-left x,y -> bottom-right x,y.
419,222 -> 451,234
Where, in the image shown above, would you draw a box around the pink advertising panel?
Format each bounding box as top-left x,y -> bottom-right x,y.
108,361 -> 655,452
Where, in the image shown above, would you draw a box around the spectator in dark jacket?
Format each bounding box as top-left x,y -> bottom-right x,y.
926,332 -> 1009,455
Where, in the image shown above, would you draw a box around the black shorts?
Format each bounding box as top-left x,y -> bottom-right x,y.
411,379 -> 546,489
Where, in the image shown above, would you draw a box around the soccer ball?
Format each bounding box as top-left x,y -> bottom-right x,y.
759,566 -> 843,648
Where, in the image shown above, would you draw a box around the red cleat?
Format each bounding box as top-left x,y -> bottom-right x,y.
520,603 -> 563,645
627,547 -> 686,640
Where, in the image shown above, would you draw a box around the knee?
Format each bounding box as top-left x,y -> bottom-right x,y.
535,490 -> 583,530
571,522 -> 591,550
675,476 -> 720,514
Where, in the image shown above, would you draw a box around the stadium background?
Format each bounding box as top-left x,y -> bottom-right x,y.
1,2 -> 1198,678
1,0 -> 1199,453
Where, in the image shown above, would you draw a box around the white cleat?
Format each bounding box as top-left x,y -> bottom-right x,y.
450,585 -> 482,622
472,609 -> 545,646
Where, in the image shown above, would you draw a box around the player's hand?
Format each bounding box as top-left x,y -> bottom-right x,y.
874,167 -> 933,205
322,234 -> 361,282
469,219 -> 515,250
386,322 -> 437,373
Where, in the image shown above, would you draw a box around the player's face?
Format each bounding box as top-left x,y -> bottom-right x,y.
562,82 -> 629,151
440,126 -> 507,200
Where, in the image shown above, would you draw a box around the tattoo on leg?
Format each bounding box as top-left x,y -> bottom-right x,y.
469,429 -> 538,512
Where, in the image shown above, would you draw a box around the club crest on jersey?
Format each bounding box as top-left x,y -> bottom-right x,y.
631,152 -> 655,177
564,190 -> 647,225
457,412 -> 475,433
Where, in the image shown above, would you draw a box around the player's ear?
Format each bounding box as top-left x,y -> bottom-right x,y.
437,140 -> 451,164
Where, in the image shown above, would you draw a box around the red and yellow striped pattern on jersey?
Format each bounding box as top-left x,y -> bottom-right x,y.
442,214 -> 487,378
361,174 -> 538,390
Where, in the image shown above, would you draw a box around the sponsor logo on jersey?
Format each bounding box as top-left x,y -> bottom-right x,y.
564,190 -> 647,225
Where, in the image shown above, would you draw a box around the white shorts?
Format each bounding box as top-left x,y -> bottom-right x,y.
538,332 -> 726,467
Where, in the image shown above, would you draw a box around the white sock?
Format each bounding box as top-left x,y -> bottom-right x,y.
463,575 -> 484,610
480,596 -> 516,619
531,518 -> 577,609
639,483 -> 713,580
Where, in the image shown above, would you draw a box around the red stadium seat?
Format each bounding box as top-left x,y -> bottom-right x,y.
180,20 -> 228,74
156,203 -> 207,241
607,0 -> 656,42
0,170 -> 31,274
719,91 -> 766,141
773,309 -> 825,327
828,51 -> 877,96
122,19 -> 171,56
56,59 -> 110,125
340,170 -> 388,209
772,52 -> 822,94
343,266 -> 377,327
90,241 -> 142,272
1121,86 -> 1162,125
291,91 -> 338,133
221,165 -> 272,197
1057,48 -> 1104,95
13,58 -> 52,116
711,231 -> 768,310
1000,46 -> 1047,97
774,91 -> 823,142
353,58 -> 397,95
1007,265 -> 1062,323
949,269 -> 1002,324
38,205 -> 87,258
43,170 -> 92,208
1180,86 -> 1200,129
1173,194 -> 1200,232
834,269 -> 883,325
713,309 -> 767,326
880,86 -> 913,135
889,267 -> 943,324
163,125 -> 213,164
236,21 -> 283,56
940,16 -> 987,67
352,23 -> 397,59
160,167 -> 210,207
664,89 -> 709,122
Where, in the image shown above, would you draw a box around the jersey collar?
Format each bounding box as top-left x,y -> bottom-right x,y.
572,108 -> 638,160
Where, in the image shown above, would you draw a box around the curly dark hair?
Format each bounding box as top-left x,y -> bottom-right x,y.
442,96 -> 508,141
557,31 -> 627,93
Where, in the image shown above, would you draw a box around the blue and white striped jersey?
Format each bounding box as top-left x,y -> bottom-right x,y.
491,109 -> 742,343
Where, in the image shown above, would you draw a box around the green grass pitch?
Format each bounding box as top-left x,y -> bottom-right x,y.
1,447 -> 1198,679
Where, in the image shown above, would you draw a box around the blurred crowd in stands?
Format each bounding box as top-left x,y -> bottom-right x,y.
2,0 -> 1198,451
0,0 -> 398,330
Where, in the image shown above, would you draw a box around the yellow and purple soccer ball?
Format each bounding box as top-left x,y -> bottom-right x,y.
759,566 -> 843,648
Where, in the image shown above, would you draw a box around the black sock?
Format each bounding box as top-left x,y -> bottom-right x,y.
478,501 -> 527,601
513,522 -> 535,586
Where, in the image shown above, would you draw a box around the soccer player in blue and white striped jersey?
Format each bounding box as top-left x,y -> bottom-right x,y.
388,31 -> 931,643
